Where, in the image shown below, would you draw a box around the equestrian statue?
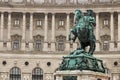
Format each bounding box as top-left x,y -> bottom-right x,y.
59,9 -> 105,73
69,9 -> 96,55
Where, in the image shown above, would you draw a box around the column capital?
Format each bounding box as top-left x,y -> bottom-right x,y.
30,12 -> 34,15
22,12 -> 27,14
110,12 -> 114,14
8,12 -> 12,14
44,12 -> 48,15
51,12 -> 56,15
95,12 -> 100,14
66,13 -> 70,15
0,12 -> 4,14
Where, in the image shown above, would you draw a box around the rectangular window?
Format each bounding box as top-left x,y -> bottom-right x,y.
58,42 -> 65,51
36,20 -> 42,26
103,19 -> 109,26
35,40 -> 42,51
59,20 -> 64,26
103,41 -> 109,50
14,19 -> 20,27
13,40 -> 19,50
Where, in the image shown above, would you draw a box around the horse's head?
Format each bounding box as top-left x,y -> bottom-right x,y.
74,9 -> 83,23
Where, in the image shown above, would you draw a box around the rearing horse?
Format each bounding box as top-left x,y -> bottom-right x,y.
69,9 -> 96,55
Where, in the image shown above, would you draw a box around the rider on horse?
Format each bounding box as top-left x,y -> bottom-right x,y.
69,9 -> 96,55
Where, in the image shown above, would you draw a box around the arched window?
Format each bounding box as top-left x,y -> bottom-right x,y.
10,67 -> 21,80
32,67 -> 43,80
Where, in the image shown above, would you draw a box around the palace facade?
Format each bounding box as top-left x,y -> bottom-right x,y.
0,0 -> 120,80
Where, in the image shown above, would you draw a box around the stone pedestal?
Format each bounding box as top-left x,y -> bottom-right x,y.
54,70 -> 109,80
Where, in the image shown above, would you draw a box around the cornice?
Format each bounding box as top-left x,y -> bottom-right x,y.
0,5 -> 120,14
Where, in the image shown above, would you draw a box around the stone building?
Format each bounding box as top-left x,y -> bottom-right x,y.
0,0 -> 120,80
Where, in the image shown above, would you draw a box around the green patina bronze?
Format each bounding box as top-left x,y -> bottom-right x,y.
59,9 -> 105,73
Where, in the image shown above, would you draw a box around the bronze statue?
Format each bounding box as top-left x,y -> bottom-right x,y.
69,9 -> 96,55
59,9 -> 105,73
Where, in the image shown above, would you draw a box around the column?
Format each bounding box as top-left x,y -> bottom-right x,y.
95,12 -> 100,51
29,13 -> 33,51
21,13 -> 26,51
96,13 -> 99,40
66,13 -> 70,40
51,13 -> 55,41
118,12 -> 120,51
109,12 -> 115,51
22,13 -> 26,40
0,12 -> 4,41
43,13 -> 48,51
110,12 -> 114,41
7,12 -> 12,50
51,13 -> 55,51
44,13 -> 48,41
65,13 -> 70,51
0,12 -> 4,50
